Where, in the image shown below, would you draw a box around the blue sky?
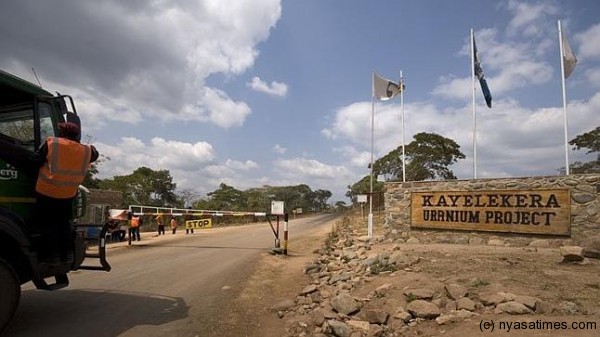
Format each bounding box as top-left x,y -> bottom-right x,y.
1,0 -> 599,204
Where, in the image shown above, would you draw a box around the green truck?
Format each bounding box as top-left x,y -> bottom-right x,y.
0,70 -> 110,333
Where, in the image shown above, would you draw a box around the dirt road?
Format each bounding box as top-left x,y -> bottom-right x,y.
4,213 -> 340,337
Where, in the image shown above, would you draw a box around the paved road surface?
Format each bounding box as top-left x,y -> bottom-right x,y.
5,213 -> 340,337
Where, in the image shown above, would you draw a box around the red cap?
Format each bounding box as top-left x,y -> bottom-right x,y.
58,122 -> 80,140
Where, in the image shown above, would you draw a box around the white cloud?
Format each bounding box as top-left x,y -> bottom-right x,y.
202,87 -> 251,128
585,67 -> 600,87
333,146 -> 371,168
273,157 -> 356,202
273,144 -> 287,154
94,136 -> 265,197
95,137 -> 215,177
433,28 -> 553,103
203,164 -> 236,179
506,0 -> 557,37
247,76 -> 288,97
177,87 -> 252,128
0,0 -> 282,129
321,102 -> 370,142
325,90 -> 598,182
150,138 -> 215,170
276,158 -> 352,180
575,23 -> 600,61
323,101 -> 447,157
224,159 -> 259,171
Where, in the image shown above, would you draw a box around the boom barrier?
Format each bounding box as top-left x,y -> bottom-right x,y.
108,205 -> 288,255
127,205 -> 267,217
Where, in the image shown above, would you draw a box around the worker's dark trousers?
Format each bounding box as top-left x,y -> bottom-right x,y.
35,193 -> 74,259
131,227 -> 140,241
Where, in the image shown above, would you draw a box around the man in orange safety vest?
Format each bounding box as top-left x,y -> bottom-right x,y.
35,122 -> 99,264
130,214 -> 142,241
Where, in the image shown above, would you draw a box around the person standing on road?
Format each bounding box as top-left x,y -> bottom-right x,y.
185,225 -> 194,235
156,215 -> 165,235
130,214 -> 141,241
184,214 -> 194,235
170,217 -> 178,235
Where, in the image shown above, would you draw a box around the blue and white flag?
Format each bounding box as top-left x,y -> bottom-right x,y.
473,35 -> 492,108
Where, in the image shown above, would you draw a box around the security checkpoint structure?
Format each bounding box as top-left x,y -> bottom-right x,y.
109,203 -> 290,254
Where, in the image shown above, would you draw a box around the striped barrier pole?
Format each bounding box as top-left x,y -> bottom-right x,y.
275,215 -> 280,248
283,213 -> 288,255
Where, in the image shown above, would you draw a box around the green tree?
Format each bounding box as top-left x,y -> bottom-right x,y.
205,183 -> 246,210
569,126 -> 600,174
191,184 -> 332,214
82,154 -> 109,189
373,132 -> 465,181
177,188 -> 200,208
97,167 -> 178,206
334,201 -> 348,210
345,175 -> 383,203
314,189 -> 332,211
271,185 -> 304,212
244,187 -> 271,212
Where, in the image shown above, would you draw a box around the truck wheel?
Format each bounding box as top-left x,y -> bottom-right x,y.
0,258 -> 20,334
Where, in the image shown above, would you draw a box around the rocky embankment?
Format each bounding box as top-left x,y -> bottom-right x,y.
272,216 -> 599,337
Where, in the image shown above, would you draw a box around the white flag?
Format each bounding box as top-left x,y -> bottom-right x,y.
373,73 -> 401,100
562,30 -> 577,79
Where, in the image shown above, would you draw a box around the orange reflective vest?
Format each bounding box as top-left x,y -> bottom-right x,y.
131,216 -> 140,228
36,137 -> 92,199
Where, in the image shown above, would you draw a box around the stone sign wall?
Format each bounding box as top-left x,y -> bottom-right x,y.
384,174 -> 599,244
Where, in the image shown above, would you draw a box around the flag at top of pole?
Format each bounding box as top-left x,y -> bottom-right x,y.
373,73 -> 402,100
473,33 -> 492,108
561,24 -> 577,79
368,72 -> 402,238
558,20 -> 578,175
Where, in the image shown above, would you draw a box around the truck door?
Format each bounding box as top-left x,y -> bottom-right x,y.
0,102 -> 55,224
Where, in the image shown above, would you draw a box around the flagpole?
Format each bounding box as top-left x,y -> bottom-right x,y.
400,70 -> 406,182
471,29 -> 477,178
369,89 -> 375,238
558,20 -> 570,175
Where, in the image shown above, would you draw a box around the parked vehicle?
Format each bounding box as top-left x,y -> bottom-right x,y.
0,70 -> 110,333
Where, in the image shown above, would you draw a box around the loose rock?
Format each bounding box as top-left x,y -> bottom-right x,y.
406,300 -> 441,319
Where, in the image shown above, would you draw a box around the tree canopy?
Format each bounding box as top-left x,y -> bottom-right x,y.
97,166 -> 179,207
346,132 -> 464,204
345,175 -> 384,203
195,184 -> 333,213
88,163 -> 335,212
373,132 -> 465,181
569,126 -> 600,174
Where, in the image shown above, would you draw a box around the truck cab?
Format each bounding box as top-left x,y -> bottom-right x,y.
0,70 -> 110,333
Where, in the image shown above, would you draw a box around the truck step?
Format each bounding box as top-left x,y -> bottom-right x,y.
33,273 -> 69,291
77,265 -> 110,271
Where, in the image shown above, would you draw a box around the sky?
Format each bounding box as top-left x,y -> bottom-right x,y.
1,0 -> 599,205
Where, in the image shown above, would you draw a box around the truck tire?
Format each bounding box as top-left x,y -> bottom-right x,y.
0,258 -> 20,334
